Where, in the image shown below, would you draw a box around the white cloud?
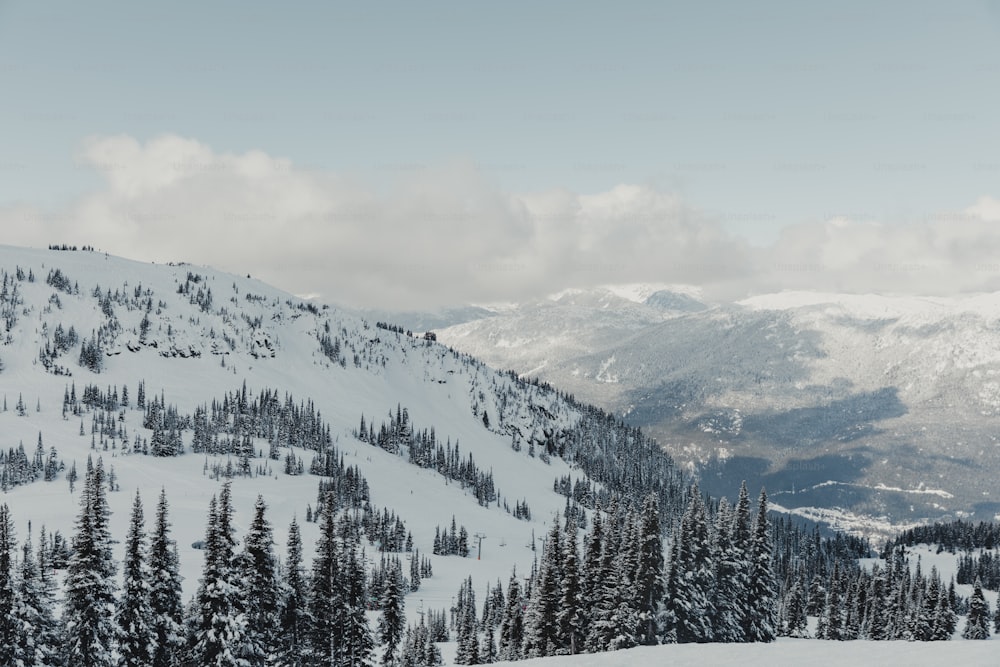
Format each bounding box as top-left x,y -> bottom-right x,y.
4,134 -> 1000,309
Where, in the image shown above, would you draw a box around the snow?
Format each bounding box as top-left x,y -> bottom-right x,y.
490,640 -> 999,666
436,280 -> 1000,525
5,245 -> 1000,664
0,245 -> 585,635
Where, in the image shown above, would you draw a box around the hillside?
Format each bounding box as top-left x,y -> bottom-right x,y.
0,244 -> 696,664
436,286 -> 1000,534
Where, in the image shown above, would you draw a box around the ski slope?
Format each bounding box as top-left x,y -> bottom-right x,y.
0,245 -> 584,633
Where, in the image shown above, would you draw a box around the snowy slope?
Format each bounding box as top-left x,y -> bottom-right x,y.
0,245 -> 602,636
436,287 -> 1000,528
490,640 -> 998,667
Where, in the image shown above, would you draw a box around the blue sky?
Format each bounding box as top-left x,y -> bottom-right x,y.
2,1 -> 1000,307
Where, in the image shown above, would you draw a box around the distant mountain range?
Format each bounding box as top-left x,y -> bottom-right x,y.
429,286 -> 1000,534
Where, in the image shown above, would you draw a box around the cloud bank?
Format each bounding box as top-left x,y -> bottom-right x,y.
4,134 -> 1000,310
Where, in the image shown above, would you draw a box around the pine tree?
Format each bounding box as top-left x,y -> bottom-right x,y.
783,576 -> 809,638
745,488 -> 777,642
240,495 -> 281,666
116,492 -> 155,666
523,519 -> 561,657
11,528 -> 61,666
820,563 -> 844,640
0,504 -> 17,665
497,572 -> 525,661
932,583 -> 955,641
188,482 -> 249,666
634,494 -> 664,646
279,517 -> 308,667
339,526 -> 374,667
63,456 -> 118,667
585,510 -> 625,652
454,577 -> 480,664
711,497 -> 745,642
149,488 -> 185,667
308,499 -> 343,665
378,558 -> 405,665
864,565 -> 888,640
914,567 -> 940,641
666,485 -> 714,643
556,522 -> 584,654
963,577 -> 991,639
479,625 -> 497,663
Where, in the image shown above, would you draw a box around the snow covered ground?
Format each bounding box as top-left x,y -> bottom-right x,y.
0,245 -> 584,633
491,640 -> 998,666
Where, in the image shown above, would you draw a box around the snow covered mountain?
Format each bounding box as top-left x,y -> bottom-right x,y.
436,286 -> 1000,530
0,244 -> 698,663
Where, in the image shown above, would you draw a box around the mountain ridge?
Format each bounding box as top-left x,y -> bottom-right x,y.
434,284 -> 1000,529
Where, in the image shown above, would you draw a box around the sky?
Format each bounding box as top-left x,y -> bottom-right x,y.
2,0 -> 1000,309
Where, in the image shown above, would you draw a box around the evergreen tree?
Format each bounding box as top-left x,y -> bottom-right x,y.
378,558 -> 405,665
308,499 -> 343,666
783,576 -> 809,638
711,497 -> 745,642
523,519 -> 562,657
116,492 -> 155,667
149,488 -> 185,667
914,568 -> 940,642
279,517 -> 308,667
586,509 -> 627,652
745,488 -> 777,642
188,482 -> 249,666
11,528 -> 61,666
339,527 -> 374,667
497,572 -> 525,661
864,565 -> 888,640
666,485 -> 714,643
63,457 -> 118,667
479,625 -> 497,664
556,522 -> 584,654
579,511 -> 604,642
819,563 -> 844,640
0,504 -> 16,665
932,583 -> 955,641
634,494 -> 664,646
963,577 -> 991,640
240,495 -> 281,666
454,577 -> 480,664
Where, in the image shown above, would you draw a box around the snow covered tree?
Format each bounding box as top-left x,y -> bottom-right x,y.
523,519 -> 561,657
279,517 -> 308,667
665,484 -> 714,643
864,565 -> 888,640
339,526 -> 374,667
63,456 -> 118,667
556,522 -> 584,654
378,558 -> 405,665
188,482 -> 249,666
819,563 -> 844,640
0,503 -> 17,665
116,492 -> 155,667
963,577 -> 991,640
240,495 -> 281,666
782,576 -> 809,638
453,577 -> 480,664
710,497 -> 745,642
309,499 -> 373,666
745,488 -> 777,642
149,488 -> 185,667
634,493 -> 664,646
11,528 -> 61,666
308,500 -> 343,665
497,572 -> 525,661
